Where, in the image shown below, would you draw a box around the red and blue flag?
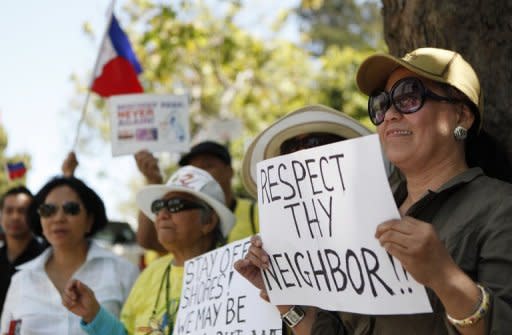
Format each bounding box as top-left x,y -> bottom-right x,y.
91,14 -> 143,97
6,162 -> 27,180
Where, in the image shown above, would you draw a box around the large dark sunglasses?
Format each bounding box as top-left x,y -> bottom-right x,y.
280,132 -> 345,155
368,77 -> 462,126
150,197 -> 207,215
38,202 -> 82,218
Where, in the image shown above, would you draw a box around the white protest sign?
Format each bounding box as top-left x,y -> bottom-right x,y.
256,134 -> 432,315
174,238 -> 282,335
193,118 -> 243,144
109,94 -> 189,156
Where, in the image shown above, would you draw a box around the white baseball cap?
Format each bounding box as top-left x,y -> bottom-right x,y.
136,165 -> 235,237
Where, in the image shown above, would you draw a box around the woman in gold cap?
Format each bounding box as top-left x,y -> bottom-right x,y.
236,48 -> 512,334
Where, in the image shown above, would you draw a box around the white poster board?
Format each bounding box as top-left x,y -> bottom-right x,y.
174,238 -> 282,335
109,94 -> 189,156
193,118 -> 243,144
256,134 -> 432,315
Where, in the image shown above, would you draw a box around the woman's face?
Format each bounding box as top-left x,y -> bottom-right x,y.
40,185 -> 92,249
376,68 -> 471,172
154,191 -> 216,251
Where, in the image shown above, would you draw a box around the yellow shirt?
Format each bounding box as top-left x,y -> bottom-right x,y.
120,254 -> 183,335
227,197 -> 259,243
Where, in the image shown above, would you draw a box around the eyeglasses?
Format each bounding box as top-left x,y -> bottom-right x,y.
150,197 -> 207,215
368,77 -> 462,126
38,202 -> 82,218
280,132 -> 345,155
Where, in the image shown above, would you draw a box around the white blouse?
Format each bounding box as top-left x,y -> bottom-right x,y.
0,241 -> 139,335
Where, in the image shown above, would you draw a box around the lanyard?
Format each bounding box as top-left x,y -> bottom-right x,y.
147,262 -> 174,335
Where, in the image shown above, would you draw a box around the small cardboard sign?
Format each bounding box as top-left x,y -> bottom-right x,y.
109,94 -> 189,156
174,238 -> 282,335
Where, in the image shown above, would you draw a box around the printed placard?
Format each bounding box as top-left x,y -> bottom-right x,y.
256,134 -> 432,315
109,94 -> 189,156
174,238 -> 282,335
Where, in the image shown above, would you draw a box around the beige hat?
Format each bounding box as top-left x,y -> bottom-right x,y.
241,104 -> 374,198
136,165 -> 235,237
356,47 -> 483,121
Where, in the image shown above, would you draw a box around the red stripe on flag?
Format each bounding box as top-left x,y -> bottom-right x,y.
6,162 -> 27,180
91,57 -> 143,97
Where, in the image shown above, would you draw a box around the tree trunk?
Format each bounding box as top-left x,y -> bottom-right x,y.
381,0 -> 512,174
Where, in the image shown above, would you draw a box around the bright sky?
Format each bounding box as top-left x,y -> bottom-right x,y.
0,0 -> 298,226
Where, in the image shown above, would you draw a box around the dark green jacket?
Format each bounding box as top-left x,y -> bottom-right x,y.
312,168 -> 512,334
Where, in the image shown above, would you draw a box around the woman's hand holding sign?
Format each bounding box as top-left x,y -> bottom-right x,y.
375,216 -> 458,289
234,235 -> 269,292
375,216 -> 484,333
235,235 -> 320,334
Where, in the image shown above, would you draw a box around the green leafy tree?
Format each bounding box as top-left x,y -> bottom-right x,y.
75,2 -> 320,174
70,0 -> 376,214
296,0 -> 384,54
315,46 -> 376,129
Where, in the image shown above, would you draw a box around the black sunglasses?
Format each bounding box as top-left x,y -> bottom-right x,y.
150,197 -> 207,215
280,132 -> 345,155
368,77 -> 462,126
38,202 -> 82,218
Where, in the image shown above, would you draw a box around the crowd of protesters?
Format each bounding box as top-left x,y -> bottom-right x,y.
1,47 -> 511,335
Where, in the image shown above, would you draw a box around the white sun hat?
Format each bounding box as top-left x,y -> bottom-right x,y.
136,165 -> 235,237
241,104 -> 375,198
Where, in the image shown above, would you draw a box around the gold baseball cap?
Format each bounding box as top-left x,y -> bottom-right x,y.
356,47 -> 483,122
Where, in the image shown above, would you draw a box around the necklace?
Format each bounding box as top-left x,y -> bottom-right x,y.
146,262 -> 176,335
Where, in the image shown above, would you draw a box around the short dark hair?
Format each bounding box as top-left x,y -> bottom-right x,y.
179,141 -> 232,166
0,186 -> 33,210
27,176 -> 108,238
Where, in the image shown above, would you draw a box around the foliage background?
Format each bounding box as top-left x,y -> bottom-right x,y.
68,0 -> 382,210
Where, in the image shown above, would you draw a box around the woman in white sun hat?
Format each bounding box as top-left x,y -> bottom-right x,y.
62,165 -> 235,335
240,104 -> 398,198
236,104 -> 400,334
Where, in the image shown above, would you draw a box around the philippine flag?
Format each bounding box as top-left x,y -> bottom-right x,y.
6,162 -> 27,180
91,14 -> 143,97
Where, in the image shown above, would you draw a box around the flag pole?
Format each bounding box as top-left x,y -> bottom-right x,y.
72,0 -> 117,150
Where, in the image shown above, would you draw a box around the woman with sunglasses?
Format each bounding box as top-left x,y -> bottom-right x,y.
236,49 -> 512,334
61,165 -> 235,335
344,47 -> 512,334
0,176 -> 139,335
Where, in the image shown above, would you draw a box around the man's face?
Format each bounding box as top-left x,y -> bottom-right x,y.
187,154 -> 233,195
0,193 -> 32,240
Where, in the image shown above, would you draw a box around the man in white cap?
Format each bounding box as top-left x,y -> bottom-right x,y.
135,141 -> 258,261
